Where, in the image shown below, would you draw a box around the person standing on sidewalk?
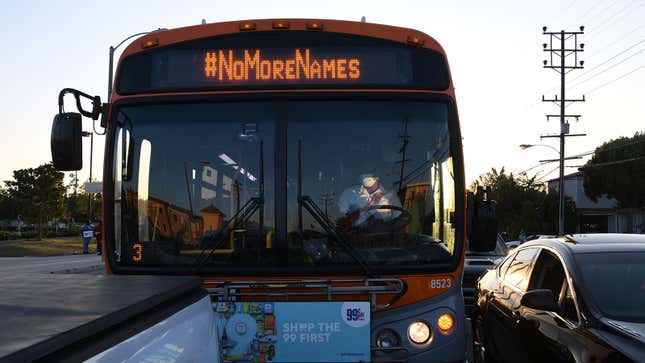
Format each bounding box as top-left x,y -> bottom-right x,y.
81,222 -> 94,254
95,220 -> 103,255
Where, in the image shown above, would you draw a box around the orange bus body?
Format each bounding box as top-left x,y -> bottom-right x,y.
103,18 -> 465,311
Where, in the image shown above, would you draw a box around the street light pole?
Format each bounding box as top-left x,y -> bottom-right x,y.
519,143 -> 560,154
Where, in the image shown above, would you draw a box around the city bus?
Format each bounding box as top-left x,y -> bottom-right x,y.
50,18 -> 497,363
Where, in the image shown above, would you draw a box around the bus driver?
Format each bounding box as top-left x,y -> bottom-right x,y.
337,174 -> 401,227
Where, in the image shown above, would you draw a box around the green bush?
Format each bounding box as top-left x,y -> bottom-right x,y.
0,228 -> 81,240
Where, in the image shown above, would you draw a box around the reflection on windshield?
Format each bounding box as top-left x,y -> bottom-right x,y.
116,103 -> 274,267
288,101 -> 456,268
114,101 -> 458,271
338,174 -> 402,226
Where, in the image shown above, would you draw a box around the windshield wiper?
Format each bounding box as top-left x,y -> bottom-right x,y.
192,197 -> 262,273
299,195 -> 376,277
297,140 -> 376,278
193,141 -> 265,273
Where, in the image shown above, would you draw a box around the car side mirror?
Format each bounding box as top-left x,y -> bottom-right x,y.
467,186 -> 498,252
521,289 -> 561,312
51,112 -> 83,171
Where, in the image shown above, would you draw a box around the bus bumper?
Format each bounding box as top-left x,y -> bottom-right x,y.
371,285 -> 469,363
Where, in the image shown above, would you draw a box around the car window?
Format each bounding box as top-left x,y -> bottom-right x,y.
498,253 -> 515,279
559,283 -> 579,323
504,248 -> 539,291
528,249 -> 566,298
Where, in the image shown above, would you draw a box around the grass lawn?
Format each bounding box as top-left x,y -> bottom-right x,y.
0,236 -> 98,257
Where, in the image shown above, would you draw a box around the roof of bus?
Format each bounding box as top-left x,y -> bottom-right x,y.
118,18 -> 446,63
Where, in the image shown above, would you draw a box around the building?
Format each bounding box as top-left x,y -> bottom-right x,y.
547,172 -> 645,233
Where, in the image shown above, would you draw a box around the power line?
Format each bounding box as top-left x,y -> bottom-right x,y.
597,1 -> 645,36
536,165 -> 561,182
569,36 -> 645,83
568,46 -> 645,89
591,21 -> 645,56
586,0 -> 642,36
585,63 -> 645,94
574,0 -> 612,25
579,155 -> 645,169
569,137 -> 645,158
563,0 -> 579,11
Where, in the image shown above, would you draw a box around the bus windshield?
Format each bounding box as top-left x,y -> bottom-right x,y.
113,100 -> 457,273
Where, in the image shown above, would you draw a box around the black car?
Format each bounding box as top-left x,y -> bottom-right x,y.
473,234 -> 645,363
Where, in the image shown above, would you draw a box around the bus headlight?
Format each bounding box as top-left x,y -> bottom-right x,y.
437,313 -> 454,335
407,321 -> 431,344
376,329 -> 400,348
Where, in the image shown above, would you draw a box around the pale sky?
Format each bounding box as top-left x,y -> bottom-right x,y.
1,0 -> 644,187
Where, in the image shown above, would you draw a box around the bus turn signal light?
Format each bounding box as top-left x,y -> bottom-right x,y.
141,39 -> 159,49
239,22 -> 256,31
437,313 -> 454,335
407,35 -> 425,46
272,21 -> 290,29
306,21 -> 323,30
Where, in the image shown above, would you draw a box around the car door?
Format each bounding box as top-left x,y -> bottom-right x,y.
484,247 -> 539,363
519,249 -> 577,363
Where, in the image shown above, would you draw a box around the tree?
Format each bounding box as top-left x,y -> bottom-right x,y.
582,132 -> 645,208
65,192 -> 101,223
4,163 -> 66,239
0,187 -> 18,220
473,167 -> 576,239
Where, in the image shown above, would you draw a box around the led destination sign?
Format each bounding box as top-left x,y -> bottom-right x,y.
204,49 -> 361,82
116,32 -> 450,93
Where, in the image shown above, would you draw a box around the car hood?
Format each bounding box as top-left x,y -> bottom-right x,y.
589,319 -> 645,361
465,254 -> 505,264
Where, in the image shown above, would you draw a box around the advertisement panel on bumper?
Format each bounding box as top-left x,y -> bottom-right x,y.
214,301 -> 370,363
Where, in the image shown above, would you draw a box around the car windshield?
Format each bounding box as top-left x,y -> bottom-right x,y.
575,252 -> 645,322
112,100 -> 458,273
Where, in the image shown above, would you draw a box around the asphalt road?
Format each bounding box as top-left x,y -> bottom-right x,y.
0,254 -> 105,274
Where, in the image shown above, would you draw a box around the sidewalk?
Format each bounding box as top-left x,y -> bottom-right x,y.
0,254 -> 105,274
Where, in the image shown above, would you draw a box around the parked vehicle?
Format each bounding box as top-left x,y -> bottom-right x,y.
463,234 -> 508,317
474,234 -> 645,363
504,240 -> 520,250
505,234 -> 556,252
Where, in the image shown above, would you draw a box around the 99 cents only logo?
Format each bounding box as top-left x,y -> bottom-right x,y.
341,302 -> 370,328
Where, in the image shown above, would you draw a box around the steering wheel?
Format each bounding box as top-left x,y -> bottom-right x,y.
358,205 -> 412,232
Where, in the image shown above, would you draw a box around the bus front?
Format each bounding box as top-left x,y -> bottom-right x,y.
106,19 -> 467,363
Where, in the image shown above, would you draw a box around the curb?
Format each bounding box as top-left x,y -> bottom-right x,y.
50,264 -> 104,274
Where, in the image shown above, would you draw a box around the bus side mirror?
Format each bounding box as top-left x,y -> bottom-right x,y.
467,186 -> 498,252
51,112 -> 83,171
52,88 -> 105,171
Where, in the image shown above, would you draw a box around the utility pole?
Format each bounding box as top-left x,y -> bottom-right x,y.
541,26 -> 586,236
82,131 -> 94,223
